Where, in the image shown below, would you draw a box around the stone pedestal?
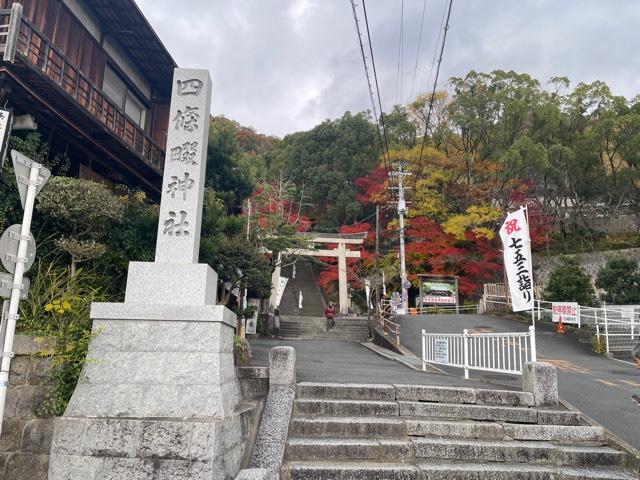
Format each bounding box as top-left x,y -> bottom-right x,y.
48,301 -> 244,480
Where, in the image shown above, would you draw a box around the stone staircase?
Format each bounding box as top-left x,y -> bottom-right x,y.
280,261 -> 326,317
281,383 -> 638,480
280,316 -> 370,341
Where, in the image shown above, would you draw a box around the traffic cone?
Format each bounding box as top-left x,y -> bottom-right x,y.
556,315 -> 566,335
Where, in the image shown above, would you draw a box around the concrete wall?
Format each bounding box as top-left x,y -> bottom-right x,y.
0,336 -> 55,480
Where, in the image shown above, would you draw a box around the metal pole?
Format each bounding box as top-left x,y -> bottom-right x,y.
529,325 -> 537,362
463,328 -> 469,379
422,329 -> 426,371
455,276 -> 459,314
0,161 -> 40,436
603,303 -> 610,354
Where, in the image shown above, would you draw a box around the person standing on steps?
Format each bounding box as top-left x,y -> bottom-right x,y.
324,302 -> 336,331
273,306 -> 282,339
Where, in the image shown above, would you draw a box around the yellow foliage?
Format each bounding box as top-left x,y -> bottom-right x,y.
443,205 -> 501,240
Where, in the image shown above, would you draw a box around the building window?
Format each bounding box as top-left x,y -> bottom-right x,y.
102,65 -> 147,129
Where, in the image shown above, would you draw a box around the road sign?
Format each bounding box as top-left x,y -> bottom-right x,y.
0,224 -> 36,274
11,150 -> 51,209
0,272 -> 29,299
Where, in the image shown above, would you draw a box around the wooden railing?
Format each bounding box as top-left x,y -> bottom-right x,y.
1,11 -> 165,173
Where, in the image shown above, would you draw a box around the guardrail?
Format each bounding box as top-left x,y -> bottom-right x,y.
378,300 -> 401,346
484,295 -> 639,354
422,326 -> 537,378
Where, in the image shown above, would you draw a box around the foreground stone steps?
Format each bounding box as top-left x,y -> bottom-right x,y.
283,461 -> 637,480
286,436 -> 625,466
283,382 -> 637,480
290,415 -> 606,443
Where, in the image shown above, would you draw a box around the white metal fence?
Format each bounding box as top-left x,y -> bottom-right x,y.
421,326 -> 537,378
483,283 -> 640,354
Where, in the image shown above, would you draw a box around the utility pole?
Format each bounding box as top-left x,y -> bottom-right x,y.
389,163 -> 411,309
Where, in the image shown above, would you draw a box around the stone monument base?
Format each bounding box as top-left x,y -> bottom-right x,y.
48,305 -> 244,479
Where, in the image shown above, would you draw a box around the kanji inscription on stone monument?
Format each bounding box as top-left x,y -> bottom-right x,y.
155,69 -> 212,263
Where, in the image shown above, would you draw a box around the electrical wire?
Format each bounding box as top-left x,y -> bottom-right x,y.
409,0 -> 430,101
395,0 -> 405,106
349,0 -> 391,179
361,0 -> 395,198
417,0 -> 454,168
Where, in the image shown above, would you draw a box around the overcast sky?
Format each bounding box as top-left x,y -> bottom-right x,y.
137,0 -> 640,138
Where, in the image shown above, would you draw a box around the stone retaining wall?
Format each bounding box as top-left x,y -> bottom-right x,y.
0,335 -> 55,480
534,248 -> 640,286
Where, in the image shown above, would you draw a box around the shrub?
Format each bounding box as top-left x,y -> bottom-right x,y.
595,257 -> 640,304
543,256 -> 597,306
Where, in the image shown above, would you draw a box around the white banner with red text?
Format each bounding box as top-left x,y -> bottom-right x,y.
500,207 -> 534,312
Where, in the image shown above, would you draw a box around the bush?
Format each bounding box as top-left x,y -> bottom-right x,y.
18,261 -> 109,415
595,257 -> 640,304
543,256 -> 597,306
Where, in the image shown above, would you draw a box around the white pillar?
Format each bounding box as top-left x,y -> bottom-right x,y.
338,242 -> 348,315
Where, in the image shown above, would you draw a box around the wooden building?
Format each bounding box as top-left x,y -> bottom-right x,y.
0,0 -> 177,196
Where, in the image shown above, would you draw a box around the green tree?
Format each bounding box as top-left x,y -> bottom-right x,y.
595,257 -> 640,304
37,177 -> 124,274
544,256 -> 597,306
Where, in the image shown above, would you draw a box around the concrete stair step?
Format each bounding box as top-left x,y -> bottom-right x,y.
297,383 -> 396,401
294,399 -> 399,416
406,419 -> 605,444
399,401 -> 582,425
418,461 -> 637,480
282,460 -> 637,480
282,461 -> 421,480
396,384 -> 534,407
286,437 -> 413,461
290,416 -> 406,438
413,437 -> 626,466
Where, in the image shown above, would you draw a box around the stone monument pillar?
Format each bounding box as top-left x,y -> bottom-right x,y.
48,69 -> 245,479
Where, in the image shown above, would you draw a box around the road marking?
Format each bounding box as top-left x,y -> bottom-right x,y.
538,358 -> 591,373
621,380 -> 640,387
595,378 -> 618,387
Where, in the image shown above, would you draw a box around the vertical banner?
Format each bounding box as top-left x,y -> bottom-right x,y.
500,207 -> 534,312
246,298 -> 260,335
275,277 -> 288,308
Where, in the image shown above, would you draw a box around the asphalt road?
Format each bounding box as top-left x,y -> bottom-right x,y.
250,338 -> 516,390
396,313 -> 640,450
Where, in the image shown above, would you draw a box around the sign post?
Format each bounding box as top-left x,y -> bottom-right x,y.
0,150 -> 50,436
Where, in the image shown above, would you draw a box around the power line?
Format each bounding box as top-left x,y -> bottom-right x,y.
361,0 -> 393,180
395,0 -> 405,106
409,0 -> 430,101
349,0 -> 391,177
417,0 -> 454,166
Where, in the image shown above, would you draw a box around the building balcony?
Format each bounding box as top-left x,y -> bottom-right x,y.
0,5 -> 166,192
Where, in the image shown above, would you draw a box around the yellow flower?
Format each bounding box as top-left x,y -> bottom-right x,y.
44,304 -> 54,312
62,300 -> 71,310
56,308 -> 65,314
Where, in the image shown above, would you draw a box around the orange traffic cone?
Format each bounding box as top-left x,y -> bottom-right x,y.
556,315 -> 566,335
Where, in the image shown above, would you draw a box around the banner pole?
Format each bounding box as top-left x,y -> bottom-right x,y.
523,205 -> 536,329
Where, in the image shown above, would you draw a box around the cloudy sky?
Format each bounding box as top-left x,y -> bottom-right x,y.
137,0 -> 640,138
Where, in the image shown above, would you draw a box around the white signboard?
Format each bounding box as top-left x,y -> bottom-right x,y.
552,302 -> 580,326
0,109 -> 12,171
246,298 -> 260,335
500,207 -> 534,312
434,338 -> 449,363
